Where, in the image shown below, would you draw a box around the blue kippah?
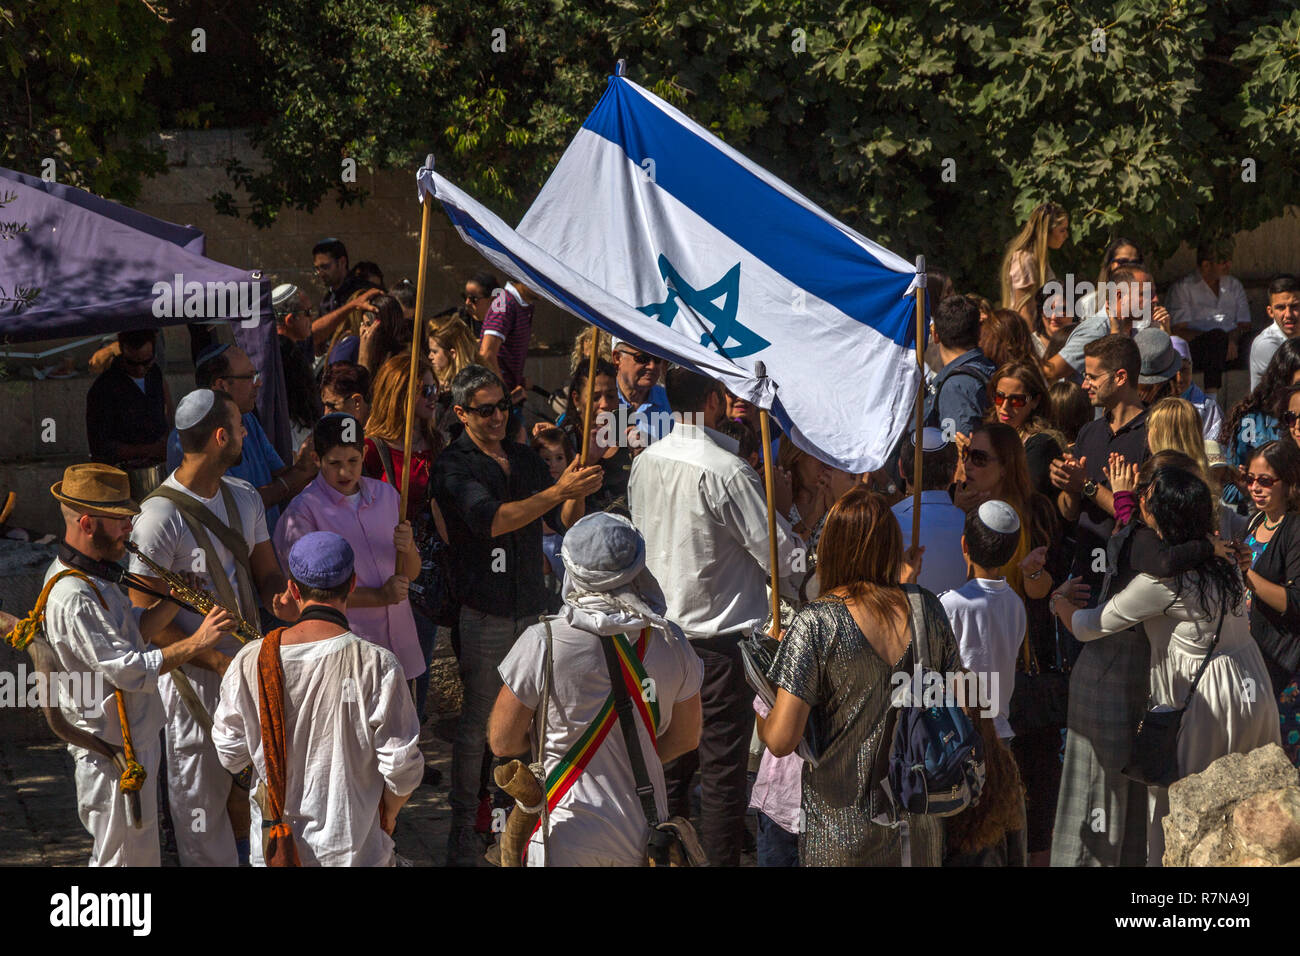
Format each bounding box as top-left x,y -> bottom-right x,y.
288,532 -> 355,590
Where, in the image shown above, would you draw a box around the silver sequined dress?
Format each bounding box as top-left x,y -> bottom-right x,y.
769,590 -> 961,866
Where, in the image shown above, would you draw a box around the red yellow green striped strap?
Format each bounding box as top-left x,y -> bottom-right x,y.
528,628 -> 655,849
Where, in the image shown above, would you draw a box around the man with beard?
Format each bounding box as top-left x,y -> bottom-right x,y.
32,464 -> 234,865
129,389 -> 299,866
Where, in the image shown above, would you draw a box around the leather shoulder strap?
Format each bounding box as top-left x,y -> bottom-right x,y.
601,636 -> 660,829
147,484 -> 251,565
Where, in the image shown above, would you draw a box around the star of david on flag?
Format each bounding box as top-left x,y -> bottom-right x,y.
418,73 -> 924,472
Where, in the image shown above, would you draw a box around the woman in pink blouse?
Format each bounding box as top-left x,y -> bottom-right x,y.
274,414 -> 426,684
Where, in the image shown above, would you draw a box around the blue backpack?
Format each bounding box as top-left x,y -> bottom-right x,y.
880,586 -> 986,819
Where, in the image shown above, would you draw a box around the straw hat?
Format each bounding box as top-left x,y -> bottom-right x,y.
50,463 -> 140,518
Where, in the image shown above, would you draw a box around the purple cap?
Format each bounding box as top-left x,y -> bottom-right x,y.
288,532 -> 354,589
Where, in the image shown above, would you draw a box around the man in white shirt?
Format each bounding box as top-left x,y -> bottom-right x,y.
628,367 -> 802,866
128,389 -> 298,867
892,427 -> 967,596
212,532 -> 423,866
34,463 -> 232,866
490,513 -> 703,866
938,501 -> 1027,740
1167,240 -> 1252,398
1249,274 -> 1300,391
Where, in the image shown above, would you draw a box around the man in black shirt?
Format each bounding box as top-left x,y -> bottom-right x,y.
431,364 -> 601,866
1050,333 -> 1150,595
85,329 -> 172,465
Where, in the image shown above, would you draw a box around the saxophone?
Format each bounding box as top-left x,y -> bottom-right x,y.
124,541 -> 263,644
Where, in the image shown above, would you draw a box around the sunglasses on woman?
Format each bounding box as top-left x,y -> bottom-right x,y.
421,384 -> 438,398
993,390 -> 1029,409
961,448 -> 997,468
1283,411 -> 1300,428
460,396 -> 512,418
1244,472 -> 1280,489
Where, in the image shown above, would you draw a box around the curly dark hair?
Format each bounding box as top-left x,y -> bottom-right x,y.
1144,466 -> 1243,619
1221,338 -> 1300,459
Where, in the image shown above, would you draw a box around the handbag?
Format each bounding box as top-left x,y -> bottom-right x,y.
1008,620 -> 1069,735
599,637 -> 708,866
1121,604 -> 1225,788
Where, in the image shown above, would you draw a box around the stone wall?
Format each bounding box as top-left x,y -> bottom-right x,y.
134,130 -> 580,352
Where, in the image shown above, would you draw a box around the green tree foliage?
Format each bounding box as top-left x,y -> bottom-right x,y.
0,0 -> 169,202
7,1 -> 1297,295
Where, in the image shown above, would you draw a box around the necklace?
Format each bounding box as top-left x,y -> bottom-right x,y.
1263,514 -> 1284,531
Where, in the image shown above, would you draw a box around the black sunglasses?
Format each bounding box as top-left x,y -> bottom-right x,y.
961,448 -> 997,468
460,396 -> 512,418
1284,411 -> 1300,427
617,348 -> 659,365
421,384 -> 437,398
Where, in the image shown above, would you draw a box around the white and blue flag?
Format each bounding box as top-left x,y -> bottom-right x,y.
418,74 -> 922,472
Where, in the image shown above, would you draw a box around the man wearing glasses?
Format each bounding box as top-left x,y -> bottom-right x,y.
86,329 -> 173,466
165,344 -> 316,532
432,364 -> 602,866
612,336 -> 674,447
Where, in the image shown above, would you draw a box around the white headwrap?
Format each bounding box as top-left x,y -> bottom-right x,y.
560,512 -> 678,638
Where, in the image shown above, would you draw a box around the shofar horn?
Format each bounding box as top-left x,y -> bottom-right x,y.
493,759 -> 543,867
23,633 -> 143,828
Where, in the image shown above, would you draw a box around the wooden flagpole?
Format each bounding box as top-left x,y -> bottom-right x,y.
580,329 -> 601,463
911,254 -> 927,551
400,155 -> 435,524
756,361 -> 782,638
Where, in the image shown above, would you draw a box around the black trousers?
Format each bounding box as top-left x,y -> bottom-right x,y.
662,632 -> 752,867
1188,328 -> 1229,390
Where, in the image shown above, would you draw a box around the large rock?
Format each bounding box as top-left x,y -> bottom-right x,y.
1164,744 -> 1300,866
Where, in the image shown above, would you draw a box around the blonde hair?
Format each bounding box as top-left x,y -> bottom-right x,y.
1147,398 -> 1211,486
569,326 -> 613,373
999,202 -> 1067,312
364,352 -> 440,453
428,317 -> 479,388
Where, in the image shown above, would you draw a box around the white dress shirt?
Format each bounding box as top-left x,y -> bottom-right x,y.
1167,272 -> 1251,333
628,421 -> 803,639
1250,322 -> 1289,392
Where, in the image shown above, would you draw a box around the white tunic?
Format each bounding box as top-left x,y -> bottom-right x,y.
212,631 -> 424,866
498,617 -> 703,866
127,472 -> 269,866
40,559 -> 167,866
1071,571 -> 1281,863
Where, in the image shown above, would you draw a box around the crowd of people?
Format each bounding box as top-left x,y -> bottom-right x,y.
16,217 -> 1300,868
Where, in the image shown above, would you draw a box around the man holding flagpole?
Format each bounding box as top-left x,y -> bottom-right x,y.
629,366 -> 803,865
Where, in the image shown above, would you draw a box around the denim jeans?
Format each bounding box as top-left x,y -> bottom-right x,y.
756,811 -> 800,868
449,607 -> 534,822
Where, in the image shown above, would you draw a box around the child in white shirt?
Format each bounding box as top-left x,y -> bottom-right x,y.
939,500 -> 1027,741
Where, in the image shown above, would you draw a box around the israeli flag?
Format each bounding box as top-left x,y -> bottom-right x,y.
419,74 -> 922,472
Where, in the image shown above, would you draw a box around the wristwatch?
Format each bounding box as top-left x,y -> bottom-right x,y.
1081,478 -> 1098,499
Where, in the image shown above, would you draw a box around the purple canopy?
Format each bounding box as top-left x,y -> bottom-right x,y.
0,166 -> 291,461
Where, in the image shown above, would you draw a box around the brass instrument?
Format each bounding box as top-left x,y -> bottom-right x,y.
124,541 -> 263,644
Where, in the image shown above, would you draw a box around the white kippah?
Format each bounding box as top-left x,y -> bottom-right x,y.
920,427 -> 948,452
175,388 -> 217,431
978,499 -> 1020,535
271,283 -> 299,309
